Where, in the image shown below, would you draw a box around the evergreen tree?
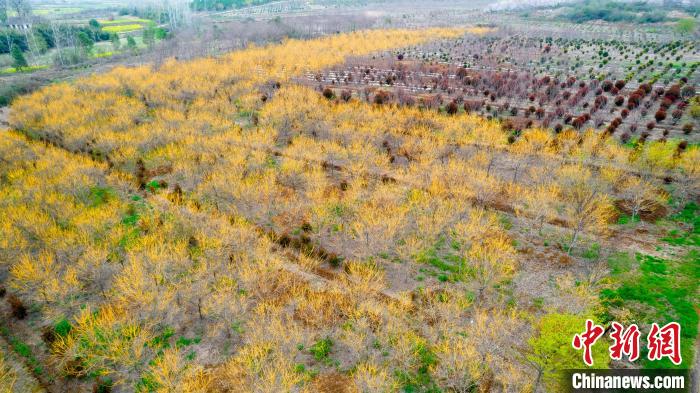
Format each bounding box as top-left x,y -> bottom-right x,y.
110,33 -> 121,51
11,45 -> 28,70
126,35 -> 137,53
77,31 -> 94,54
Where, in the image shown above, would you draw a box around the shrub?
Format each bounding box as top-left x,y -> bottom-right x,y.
691,103 -> 700,119
595,95 -> 607,107
627,94 -> 640,109
682,123 -> 693,134
0,78 -> 42,107
446,101 -> 458,115
373,90 -> 390,105
310,337 -> 333,361
322,87 -> 334,99
670,109 -> 682,122
654,109 -> 666,122
8,295 -> 26,319
646,121 -> 656,130
681,85 -> 694,99
665,84 -> 681,101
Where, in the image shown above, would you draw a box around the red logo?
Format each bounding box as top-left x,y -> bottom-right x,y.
572,320 -> 682,366
647,322 -> 682,365
572,319 -> 605,366
609,322 -> 640,362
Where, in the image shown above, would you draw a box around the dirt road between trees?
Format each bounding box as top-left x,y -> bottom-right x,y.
0,107 -> 9,130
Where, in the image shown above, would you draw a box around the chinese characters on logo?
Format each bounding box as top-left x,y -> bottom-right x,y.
609,322 -> 640,362
572,319 -> 681,366
572,319 -> 605,366
647,322 -> 682,365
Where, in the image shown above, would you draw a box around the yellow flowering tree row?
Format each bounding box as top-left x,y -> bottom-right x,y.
0,125 -> 534,391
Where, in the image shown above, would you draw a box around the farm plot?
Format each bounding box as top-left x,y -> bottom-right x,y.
304,32 -> 699,143
1,27 -> 698,393
98,17 -> 157,34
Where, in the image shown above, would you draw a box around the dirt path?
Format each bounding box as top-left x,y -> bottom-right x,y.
0,107 -> 9,130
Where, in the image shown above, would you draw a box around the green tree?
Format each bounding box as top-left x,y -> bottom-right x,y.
110,33 -> 121,51
691,103 -> 700,120
126,35 -> 137,53
30,31 -> 49,54
10,45 -> 28,70
526,313 -> 609,391
89,19 -> 101,30
155,27 -> 167,40
676,18 -> 697,35
77,31 -> 94,54
142,27 -> 155,47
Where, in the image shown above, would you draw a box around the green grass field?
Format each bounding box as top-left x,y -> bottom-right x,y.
0,65 -> 49,75
102,24 -> 146,33
98,18 -> 153,26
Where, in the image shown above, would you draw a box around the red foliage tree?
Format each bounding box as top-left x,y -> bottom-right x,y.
446,101 -> 459,115
665,84 -> 681,102
654,109 -> 667,122
602,80 -> 613,92
373,90 -> 391,105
